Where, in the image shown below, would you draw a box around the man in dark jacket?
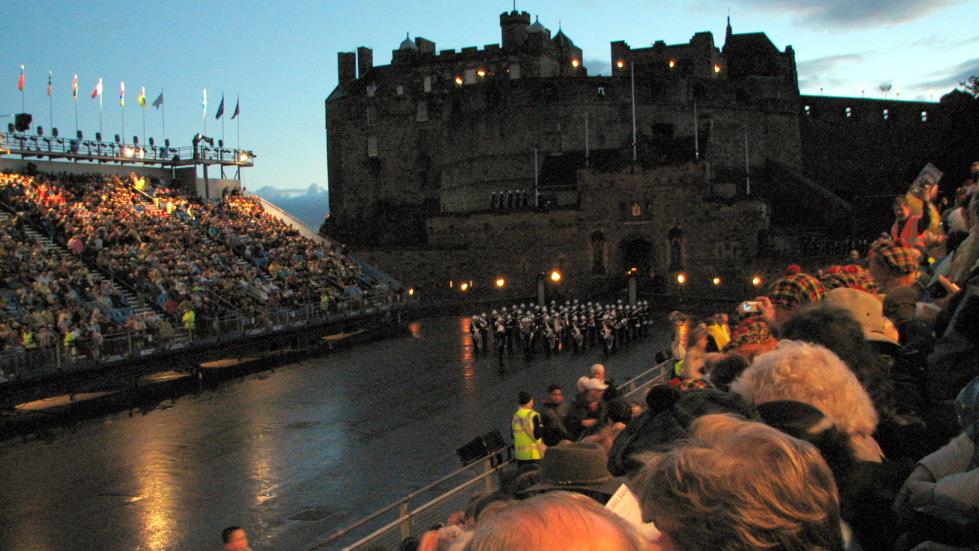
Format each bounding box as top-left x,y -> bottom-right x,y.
540,384 -> 570,445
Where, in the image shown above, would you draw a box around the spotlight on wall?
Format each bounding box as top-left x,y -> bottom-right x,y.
712,276 -> 721,286
549,270 -> 562,283
495,277 -> 506,289
676,273 -> 687,285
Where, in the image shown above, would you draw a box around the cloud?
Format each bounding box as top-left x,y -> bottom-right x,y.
916,57 -> 979,92
254,183 -> 330,229
583,57 -> 611,76
733,0 -> 958,28
796,53 -> 867,75
910,34 -> 979,49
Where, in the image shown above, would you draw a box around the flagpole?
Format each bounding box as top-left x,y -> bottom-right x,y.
99,93 -> 103,138
121,105 -> 125,145
49,91 -> 53,131
142,107 -> 146,146
21,66 -> 25,115
74,99 -> 78,136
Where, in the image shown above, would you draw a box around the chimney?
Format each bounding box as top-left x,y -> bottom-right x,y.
338,52 -> 356,86
357,46 -> 374,78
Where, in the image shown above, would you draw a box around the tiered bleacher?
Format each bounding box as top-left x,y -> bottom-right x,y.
0,170 -> 398,379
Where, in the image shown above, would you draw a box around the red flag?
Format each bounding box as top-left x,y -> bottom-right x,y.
17,64 -> 25,91
72,74 -> 78,99
91,77 -> 102,98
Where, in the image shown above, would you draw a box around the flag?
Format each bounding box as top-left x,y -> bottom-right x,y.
202,88 -> 207,118
138,86 -> 146,108
18,64 -> 25,91
72,74 -> 78,100
231,97 -> 240,120
152,92 -> 164,109
119,81 -> 125,107
91,77 -> 102,99
215,94 -> 224,120
47,70 -> 53,97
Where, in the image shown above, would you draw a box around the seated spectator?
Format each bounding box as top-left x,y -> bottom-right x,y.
607,385 -> 753,477
732,340 -> 885,462
723,316 -> 778,362
705,353 -> 750,392
638,414 -> 844,551
758,272 -> 825,331
466,492 -> 646,551
757,400 -> 907,551
518,442 -> 624,504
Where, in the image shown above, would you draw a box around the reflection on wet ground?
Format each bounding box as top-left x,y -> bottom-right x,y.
0,316 -> 670,550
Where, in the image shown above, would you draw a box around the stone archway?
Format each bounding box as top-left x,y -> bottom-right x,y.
619,236 -> 653,277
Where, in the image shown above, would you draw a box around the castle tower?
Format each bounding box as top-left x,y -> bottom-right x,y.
500,10 -> 531,50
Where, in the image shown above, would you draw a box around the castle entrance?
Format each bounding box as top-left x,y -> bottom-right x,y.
619,237 -> 653,277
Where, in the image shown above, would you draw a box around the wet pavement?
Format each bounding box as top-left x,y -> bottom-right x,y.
0,316 -> 670,551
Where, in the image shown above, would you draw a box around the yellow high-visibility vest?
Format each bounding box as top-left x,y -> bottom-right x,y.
512,408 -> 543,461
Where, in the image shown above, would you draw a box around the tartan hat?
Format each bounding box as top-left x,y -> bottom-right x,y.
725,316 -> 775,351
870,240 -> 917,276
820,265 -> 875,293
769,273 -> 825,309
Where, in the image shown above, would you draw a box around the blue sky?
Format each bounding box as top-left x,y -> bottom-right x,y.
3,0 -> 978,195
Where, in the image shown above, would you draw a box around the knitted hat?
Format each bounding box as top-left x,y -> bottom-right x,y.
769,273 -> 825,309
725,317 -> 775,351
870,240 -> 918,276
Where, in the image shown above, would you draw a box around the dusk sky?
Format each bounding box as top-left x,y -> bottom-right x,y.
3,0 -> 978,197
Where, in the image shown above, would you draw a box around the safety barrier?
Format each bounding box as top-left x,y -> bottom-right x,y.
313,358 -> 673,550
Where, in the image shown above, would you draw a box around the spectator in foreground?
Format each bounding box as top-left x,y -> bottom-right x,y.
638,414 -> 843,551
465,491 -> 646,551
221,526 -> 251,551
732,340 -> 885,462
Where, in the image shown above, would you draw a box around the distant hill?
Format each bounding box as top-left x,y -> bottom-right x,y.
253,184 -> 329,229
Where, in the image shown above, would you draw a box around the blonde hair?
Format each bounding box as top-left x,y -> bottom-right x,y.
464,491 -> 646,551
731,340 -> 878,436
638,414 -> 842,551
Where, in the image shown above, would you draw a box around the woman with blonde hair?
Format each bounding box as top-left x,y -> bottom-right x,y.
638,414 -> 843,551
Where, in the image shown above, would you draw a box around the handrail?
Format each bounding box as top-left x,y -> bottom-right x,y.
335,460 -> 511,551
314,447 -> 509,546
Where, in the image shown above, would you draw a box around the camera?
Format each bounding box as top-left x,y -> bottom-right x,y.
739,301 -> 761,314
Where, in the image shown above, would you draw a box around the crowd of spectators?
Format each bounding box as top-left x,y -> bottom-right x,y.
381,162 -> 979,551
0,170 -> 384,365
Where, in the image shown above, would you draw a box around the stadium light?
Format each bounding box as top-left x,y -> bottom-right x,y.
495,276 -> 506,288
476,68 -> 486,78
571,58 -> 580,68
407,287 -> 415,297
615,59 -> 625,69
454,75 -> 464,86
751,275 -> 763,287
713,64 -> 722,74
676,273 -> 687,285
712,276 -> 721,286
669,59 -> 676,69
549,269 -> 562,283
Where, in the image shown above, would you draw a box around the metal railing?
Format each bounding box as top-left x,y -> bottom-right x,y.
1,130 -> 254,168
0,298 -> 407,384
315,358 -> 673,551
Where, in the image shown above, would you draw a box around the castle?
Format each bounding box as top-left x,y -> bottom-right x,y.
324,11 -> 944,301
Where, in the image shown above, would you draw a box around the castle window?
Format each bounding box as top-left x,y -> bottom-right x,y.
366,83 -> 377,97
597,86 -> 606,98
803,105 -> 810,116
396,84 -> 404,96
416,101 -> 428,122
366,106 -> 376,127
464,68 -> 476,85
367,136 -> 378,158
508,64 -> 521,80
920,111 -> 928,122
883,109 -> 889,120
845,107 -> 852,118
423,76 -> 432,93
